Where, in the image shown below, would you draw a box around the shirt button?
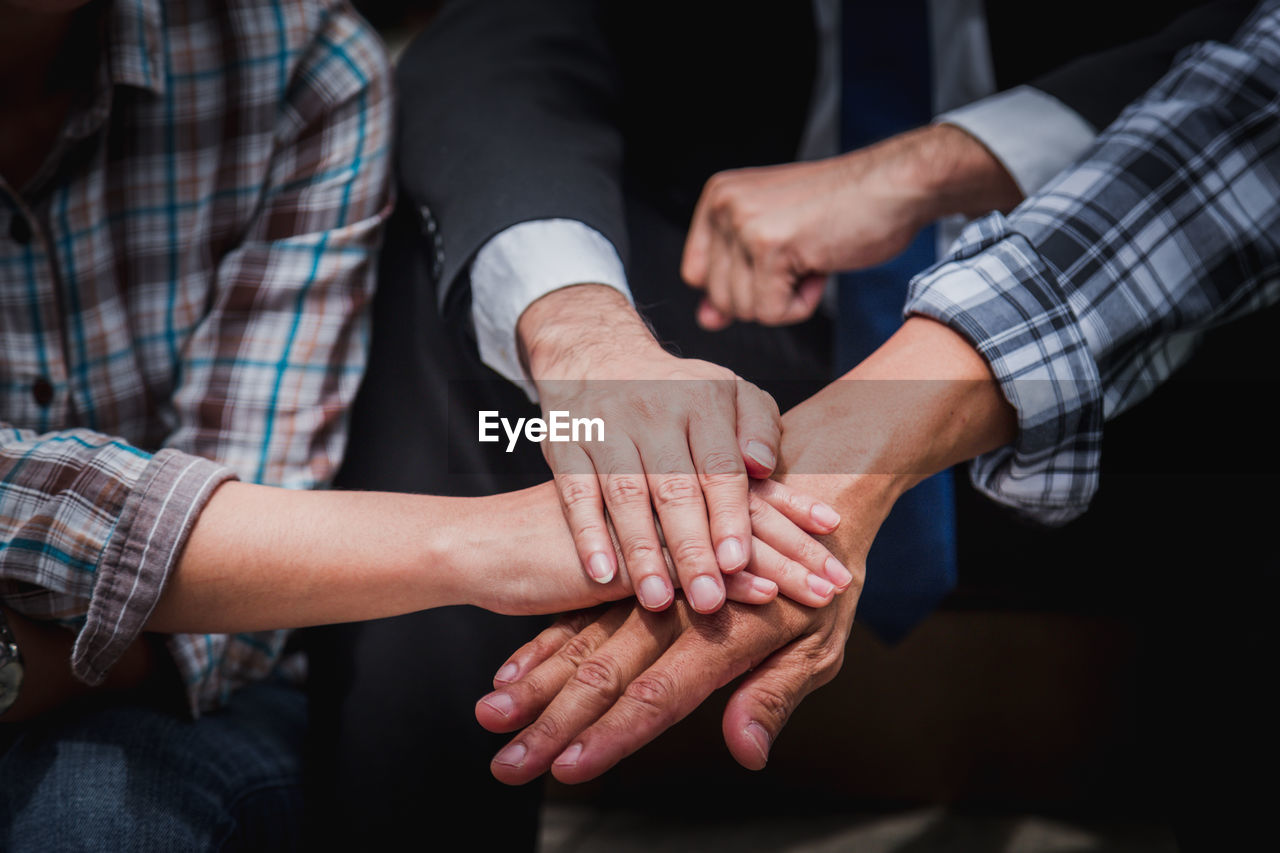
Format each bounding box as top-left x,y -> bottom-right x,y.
9,215 -> 33,245
31,377 -> 54,407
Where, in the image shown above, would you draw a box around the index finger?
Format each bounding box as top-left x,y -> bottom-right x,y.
548,603 -> 798,784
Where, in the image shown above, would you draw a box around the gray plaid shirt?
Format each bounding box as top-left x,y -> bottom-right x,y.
907,0 -> 1280,524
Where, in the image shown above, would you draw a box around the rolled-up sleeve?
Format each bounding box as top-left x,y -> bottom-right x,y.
908,3 -> 1280,523
906,216 -> 1103,523
0,429 -> 235,685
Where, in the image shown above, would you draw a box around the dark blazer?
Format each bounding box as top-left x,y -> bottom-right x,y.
396,0 -> 1255,313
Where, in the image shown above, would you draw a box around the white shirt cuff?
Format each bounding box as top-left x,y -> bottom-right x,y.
937,85 -> 1097,198
470,219 -> 631,393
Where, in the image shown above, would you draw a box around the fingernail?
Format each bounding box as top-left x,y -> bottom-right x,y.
688,575 -> 725,612
745,722 -> 771,766
807,573 -> 836,598
588,552 -> 615,583
494,662 -> 520,684
638,575 -> 673,610
751,576 -> 778,596
493,742 -> 527,768
745,441 -> 776,471
554,743 -> 583,768
810,503 -> 841,529
480,692 -> 514,718
825,557 -> 854,589
716,537 -> 746,571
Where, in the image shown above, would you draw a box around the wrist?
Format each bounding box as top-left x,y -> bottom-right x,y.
778,317 -> 1015,501
894,124 -> 1023,225
517,284 -> 659,380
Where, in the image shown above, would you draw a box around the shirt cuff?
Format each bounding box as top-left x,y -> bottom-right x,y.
905,213 -> 1104,524
470,219 -> 631,396
71,449 -> 236,686
937,85 -> 1097,197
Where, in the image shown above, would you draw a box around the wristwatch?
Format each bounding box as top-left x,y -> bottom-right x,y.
0,608 -> 24,717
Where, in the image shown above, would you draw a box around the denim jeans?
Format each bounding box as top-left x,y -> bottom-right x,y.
0,680 -> 306,852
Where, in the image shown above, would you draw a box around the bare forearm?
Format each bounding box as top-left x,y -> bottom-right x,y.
884,124 -> 1023,227
148,481 -> 615,634
778,316 -> 1016,526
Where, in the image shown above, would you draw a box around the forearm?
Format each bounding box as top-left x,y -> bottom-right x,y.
859,123 -> 1023,230
149,481 -> 613,634
778,316 -> 1016,526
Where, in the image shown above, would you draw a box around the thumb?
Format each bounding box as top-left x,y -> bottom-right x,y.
721,648 -> 821,770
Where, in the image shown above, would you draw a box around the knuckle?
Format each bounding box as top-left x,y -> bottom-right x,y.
775,558 -> 804,586
558,634 -> 597,667
651,475 -> 702,507
810,646 -> 845,686
525,714 -> 564,744
796,538 -> 827,568
621,539 -> 662,567
699,450 -> 744,478
669,537 -> 713,568
750,684 -> 796,730
571,656 -> 623,697
748,494 -> 772,524
624,669 -> 679,716
558,478 -> 600,509
604,476 -> 648,507
804,636 -> 845,678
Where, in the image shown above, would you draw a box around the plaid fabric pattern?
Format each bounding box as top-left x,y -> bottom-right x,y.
1,0 -> 392,714
907,0 -> 1280,524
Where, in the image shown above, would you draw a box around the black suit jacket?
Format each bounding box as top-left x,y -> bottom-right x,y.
396,0 -> 1254,311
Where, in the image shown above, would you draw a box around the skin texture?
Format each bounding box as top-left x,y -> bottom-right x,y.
478,317 -> 1018,783
4,477 -> 847,723
153,478 -> 851,633
682,124 -> 1023,329
518,283 -> 794,613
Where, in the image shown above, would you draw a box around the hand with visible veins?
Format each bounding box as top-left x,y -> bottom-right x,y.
517,283 -> 851,615
476,317 -> 1018,783
682,124 -> 1022,329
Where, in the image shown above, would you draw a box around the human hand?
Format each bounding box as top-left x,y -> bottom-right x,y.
681,124 -> 1021,330
476,589 -> 863,784
474,464 -> 898,783
465,479 -> 855,619
476,317 -> 1020,782
518,284 -> 814,615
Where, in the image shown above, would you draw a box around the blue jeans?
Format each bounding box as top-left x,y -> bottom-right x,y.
0,680 -> 306,852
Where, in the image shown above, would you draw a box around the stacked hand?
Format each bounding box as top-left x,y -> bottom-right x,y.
518,284 -> 850,615
478,318 -> 1018,783
468,478 -> 855,619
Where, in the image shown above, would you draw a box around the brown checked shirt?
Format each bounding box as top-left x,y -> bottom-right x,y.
0,0 -> 392,714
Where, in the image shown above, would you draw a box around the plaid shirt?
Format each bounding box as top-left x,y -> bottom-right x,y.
0,0 -> 391,714
907,1 -> 1280,525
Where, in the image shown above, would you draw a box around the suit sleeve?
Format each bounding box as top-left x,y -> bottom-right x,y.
395,0 -> 628,308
